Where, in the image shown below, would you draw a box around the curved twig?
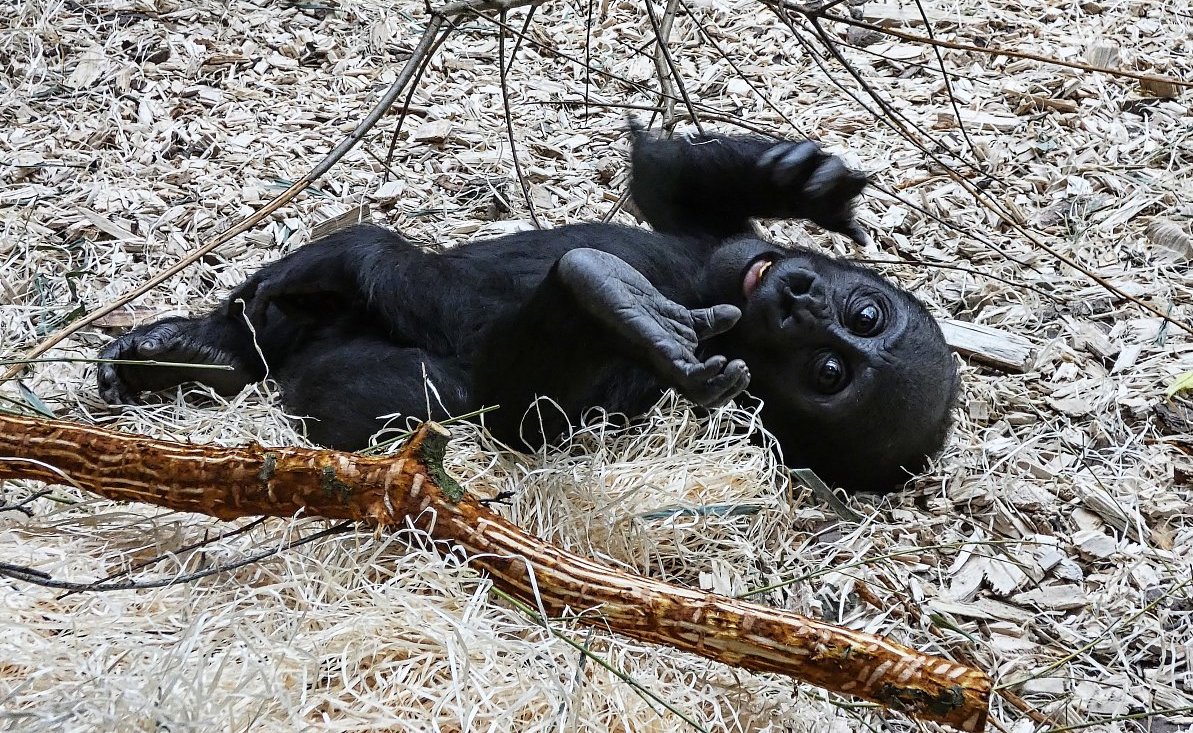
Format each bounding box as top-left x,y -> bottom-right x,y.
497,8 -> 543,228
778,0 -> 1192,90
1,0 -> 562,384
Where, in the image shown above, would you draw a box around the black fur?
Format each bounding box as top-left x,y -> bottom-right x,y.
98,132 -> 958,492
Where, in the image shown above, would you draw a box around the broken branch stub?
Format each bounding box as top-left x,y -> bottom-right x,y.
0,414 -> 990,731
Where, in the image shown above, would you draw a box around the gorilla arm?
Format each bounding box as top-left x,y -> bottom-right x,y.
629,131 -> 871,245
473,248 -> 748,448
97,225 -> 416,403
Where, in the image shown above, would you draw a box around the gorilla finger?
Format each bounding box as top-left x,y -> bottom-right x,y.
97,336 -> 127,362
97,369 -> 133,405
101,385 -> 133,406
755,144 -> 788,170
136,338 -> 168,357
704,361 -> 751,407
695,381 -> 736,409
136,323 -> 184,357
690,304 -> 742,340
726,359 -> 751,392
759,141 -> 821,186
224,284 -> 255,321
840,220 -> 873,248
96,363 -> 117,394
681,354 -> 727,384
228,275 -> 275,323
804,156 -> 851,199
239,283 -> 270,322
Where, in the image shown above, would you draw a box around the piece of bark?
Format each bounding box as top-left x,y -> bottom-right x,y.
0,415 -> 991,731
310,203 -> 373,240
940,319 -> 1035,373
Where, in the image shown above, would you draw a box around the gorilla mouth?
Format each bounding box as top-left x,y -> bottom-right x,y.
742,257 -> 775,298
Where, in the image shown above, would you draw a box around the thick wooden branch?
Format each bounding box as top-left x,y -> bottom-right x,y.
0,415 -> 990,731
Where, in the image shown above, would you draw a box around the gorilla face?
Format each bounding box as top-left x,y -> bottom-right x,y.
704,238 -> 959,492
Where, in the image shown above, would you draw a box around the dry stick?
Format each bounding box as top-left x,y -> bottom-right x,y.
0,0 -> 550,385
647,0 -> 684,127
383,21 -> 457,177
648,0 -> 704,134
907,0 -> 977,155
502,3 -> 539,77
781,7 -> 1193,337
786,1 -> 1192,89
439,0 -> 545,14
678,0 -> 804,133
496,8 -> 542,229
582,0 -> 596,119
56,516 -> 270,599
0,414 -> 993,733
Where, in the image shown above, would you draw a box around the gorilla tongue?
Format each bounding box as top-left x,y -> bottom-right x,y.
742,258 -> 773,298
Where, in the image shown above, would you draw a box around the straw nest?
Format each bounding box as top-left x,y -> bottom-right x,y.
1,0 -> 1190,730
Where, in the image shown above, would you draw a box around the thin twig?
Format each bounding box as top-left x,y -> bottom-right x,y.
583,0 -> 595,119
384,22 -> 457,177
767,3 -> 1193,336
774,1 -> 1193,89
853,258 -> 1061,301
644,0 -> 702,133
1,0 -> 560,383
0,522 -> 354,592
496,8 -> 542,228
56,517 -> 270,599
908,0 -> 977,155
677,0 -> 805,134
502,3 -> 538,76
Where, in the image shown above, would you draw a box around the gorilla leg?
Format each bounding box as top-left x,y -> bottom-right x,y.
228,224 -> 468,354
99,224 -> 437,406
474,248 -> 747,449
276,334 -> 471,450
99,301 -> 470,450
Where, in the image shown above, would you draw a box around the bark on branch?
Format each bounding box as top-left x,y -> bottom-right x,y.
0,414 -> 990,731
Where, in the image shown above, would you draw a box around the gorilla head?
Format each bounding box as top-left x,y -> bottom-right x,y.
705,237 -> 959,493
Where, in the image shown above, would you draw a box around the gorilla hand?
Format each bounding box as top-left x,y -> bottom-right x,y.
557,248 -> 749,407
755,140 -> 872,247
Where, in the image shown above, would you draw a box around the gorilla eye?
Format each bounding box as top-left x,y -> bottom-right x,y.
848,302 -> 884,336
810,351 -> 849,394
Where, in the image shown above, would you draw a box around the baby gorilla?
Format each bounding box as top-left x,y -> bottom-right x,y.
98,131 -> 959,493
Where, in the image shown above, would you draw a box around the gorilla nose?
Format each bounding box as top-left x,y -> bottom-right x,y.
780,268 -> 829,320
782,268 -> 817,295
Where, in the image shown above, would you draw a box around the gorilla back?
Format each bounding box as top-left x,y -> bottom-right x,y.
98,132 -> 959,493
